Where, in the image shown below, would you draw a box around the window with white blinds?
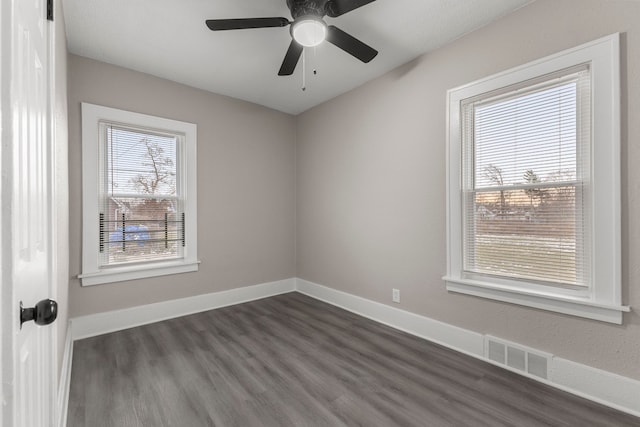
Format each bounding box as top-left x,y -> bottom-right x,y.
81,103 -> 198,286
445,34 -> 626,323
99,124 -> 184,266
462,66 -> 590,288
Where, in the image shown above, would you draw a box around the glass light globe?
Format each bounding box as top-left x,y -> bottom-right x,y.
292,18 -> 327,47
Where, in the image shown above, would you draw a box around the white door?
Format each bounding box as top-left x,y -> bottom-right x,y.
1,0 -> 56,425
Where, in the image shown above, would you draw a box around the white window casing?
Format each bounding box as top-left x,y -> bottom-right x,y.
80,103 -> 199,285
444,34 -> 629,324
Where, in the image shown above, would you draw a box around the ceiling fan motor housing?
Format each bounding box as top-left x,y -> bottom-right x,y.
287,0 -> 329,19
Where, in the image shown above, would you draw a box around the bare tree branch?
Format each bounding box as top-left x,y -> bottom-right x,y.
130,138 -> 176,195
484,164 -> 506,215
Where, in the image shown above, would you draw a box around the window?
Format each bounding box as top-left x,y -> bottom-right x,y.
463,67 -> 590,288
445,34 -> 628,323
80,103 -> 198,285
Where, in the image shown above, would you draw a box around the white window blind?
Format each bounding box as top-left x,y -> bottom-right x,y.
99,123 -> 184,266
461,66 -> 591,288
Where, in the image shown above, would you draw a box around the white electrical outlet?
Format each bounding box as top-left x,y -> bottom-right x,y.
392,288 -> 400,303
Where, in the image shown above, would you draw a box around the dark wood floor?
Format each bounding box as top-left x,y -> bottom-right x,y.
68,292 -> 640,426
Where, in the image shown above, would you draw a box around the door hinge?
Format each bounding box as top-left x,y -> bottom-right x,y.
47,0 -> 53,21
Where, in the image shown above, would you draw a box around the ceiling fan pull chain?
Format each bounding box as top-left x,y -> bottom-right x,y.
313,45 -> 318,76
302,49 -> 306,91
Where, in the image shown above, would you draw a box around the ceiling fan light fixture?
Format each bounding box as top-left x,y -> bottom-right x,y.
292,17 -> 327,47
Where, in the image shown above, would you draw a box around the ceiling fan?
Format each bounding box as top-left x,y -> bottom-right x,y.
205,0 -> 379,76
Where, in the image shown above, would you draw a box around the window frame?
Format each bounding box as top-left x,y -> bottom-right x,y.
80,103 -> 198,286
444,33 -> 628,324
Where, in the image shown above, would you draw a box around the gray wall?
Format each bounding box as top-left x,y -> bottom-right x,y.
55,0 -> 69,379
68,55 -> 296,317
296,0 -> 640,380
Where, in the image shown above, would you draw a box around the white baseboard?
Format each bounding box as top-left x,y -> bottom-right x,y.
295,278 -> 640,417
71,278 -> 296,340
57,322 -> 73,427
295,278 -> 485,358
551,358 -> 640,416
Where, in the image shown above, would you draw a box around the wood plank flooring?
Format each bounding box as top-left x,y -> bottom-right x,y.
68,292 -> 640,426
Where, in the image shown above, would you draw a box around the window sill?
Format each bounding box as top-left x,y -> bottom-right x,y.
79,260 -> 200,286
443,276 -> 630,324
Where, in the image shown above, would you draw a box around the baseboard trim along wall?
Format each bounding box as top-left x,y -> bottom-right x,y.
58,322 -> 73,427
71,278 -> 296,340
295,278 -> 640,418
65,277 -> 639,418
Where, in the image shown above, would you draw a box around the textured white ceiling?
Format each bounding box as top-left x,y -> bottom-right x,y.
63,0 -> 532,115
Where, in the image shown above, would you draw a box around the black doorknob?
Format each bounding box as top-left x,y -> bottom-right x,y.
20,299 -> 58,328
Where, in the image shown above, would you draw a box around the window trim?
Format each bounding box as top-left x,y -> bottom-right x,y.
80,103 -> 199,286
444,33 -> 629,324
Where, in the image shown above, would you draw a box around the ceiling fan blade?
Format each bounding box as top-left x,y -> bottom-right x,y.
278,40 -> 304,76
326,26 -> 378,63
205,17 -> 290,31
325,0 -> 377,18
